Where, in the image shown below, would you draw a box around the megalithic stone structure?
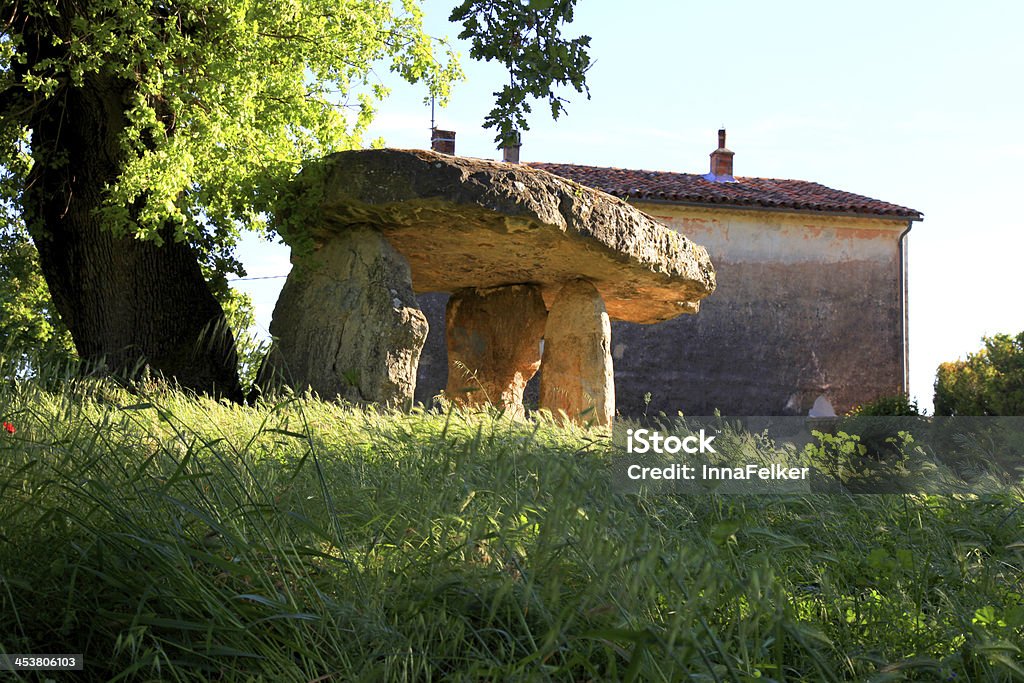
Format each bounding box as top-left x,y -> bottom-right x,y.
265,148 -> 716,425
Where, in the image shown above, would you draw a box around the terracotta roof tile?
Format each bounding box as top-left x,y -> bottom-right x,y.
528,162 -> 923,219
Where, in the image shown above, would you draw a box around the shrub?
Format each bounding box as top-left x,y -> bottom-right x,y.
934,331 -> 1024,416
0,225 -> 76,376
846,393 -> 921,416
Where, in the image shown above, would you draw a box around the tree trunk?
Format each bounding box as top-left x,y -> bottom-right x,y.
22,73 -> 243,401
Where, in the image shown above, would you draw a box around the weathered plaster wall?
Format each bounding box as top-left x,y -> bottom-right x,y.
414,292 -> 450,407
415,206 -> 907,416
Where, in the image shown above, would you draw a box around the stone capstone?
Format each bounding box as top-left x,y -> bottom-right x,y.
539,279 -> 615,426
445,284 -> 547,417
259,227 -> 427,406
278,148 -> 716,324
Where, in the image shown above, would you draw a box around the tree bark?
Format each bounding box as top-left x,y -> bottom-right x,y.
22,72 -> 243,400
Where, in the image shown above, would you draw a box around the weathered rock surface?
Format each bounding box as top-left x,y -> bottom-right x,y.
539,280 -> 615,426
445,284 -> 547,417
260,227 -> 427,406
279,149 -> 715,323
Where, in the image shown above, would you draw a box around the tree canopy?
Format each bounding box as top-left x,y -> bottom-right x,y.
934,332 -> 1024,416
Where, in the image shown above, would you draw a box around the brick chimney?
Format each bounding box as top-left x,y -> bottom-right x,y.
501,130 -> 521,163
706,128 -> 735,182
431,128 -> 456,155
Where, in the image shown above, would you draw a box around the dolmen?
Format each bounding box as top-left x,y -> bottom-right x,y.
261,149 -> 716,426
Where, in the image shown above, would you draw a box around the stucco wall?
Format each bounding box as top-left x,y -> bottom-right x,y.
414,205 -> 908,416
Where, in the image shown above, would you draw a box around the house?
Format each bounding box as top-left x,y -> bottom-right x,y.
414,130 -> 923,416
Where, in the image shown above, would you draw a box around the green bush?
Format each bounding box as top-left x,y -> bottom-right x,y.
0,225 -> 77,375
934,331 -> 1024,416
846,393 -> 921,416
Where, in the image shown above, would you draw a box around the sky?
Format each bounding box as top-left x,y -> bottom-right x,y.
234,0 -> 1024,414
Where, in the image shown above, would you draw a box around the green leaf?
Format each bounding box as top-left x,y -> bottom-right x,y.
710,519 -> 742,545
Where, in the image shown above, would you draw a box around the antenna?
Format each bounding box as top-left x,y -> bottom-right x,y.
430,95 -> 435,131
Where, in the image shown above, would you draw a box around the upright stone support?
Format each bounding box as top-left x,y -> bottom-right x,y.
539,280 -> 615,426
445,284 -> 547,417
260,227 -> 427,407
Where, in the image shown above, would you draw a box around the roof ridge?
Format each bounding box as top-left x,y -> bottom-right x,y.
526,161 -> 922,220
530,161 -> 879,188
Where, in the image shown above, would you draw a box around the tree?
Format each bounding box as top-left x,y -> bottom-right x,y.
0,0 -> 590,399
934,332 -> 1024,416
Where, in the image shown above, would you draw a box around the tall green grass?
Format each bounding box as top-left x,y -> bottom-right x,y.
1,374 -> 1023,681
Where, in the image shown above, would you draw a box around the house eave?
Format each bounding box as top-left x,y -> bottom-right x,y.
625,197 -> 924,223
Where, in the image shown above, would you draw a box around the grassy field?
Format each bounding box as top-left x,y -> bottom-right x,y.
1,376 -> 1023,681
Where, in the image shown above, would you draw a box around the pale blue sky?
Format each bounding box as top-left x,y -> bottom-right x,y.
236,0 -> 1024,412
